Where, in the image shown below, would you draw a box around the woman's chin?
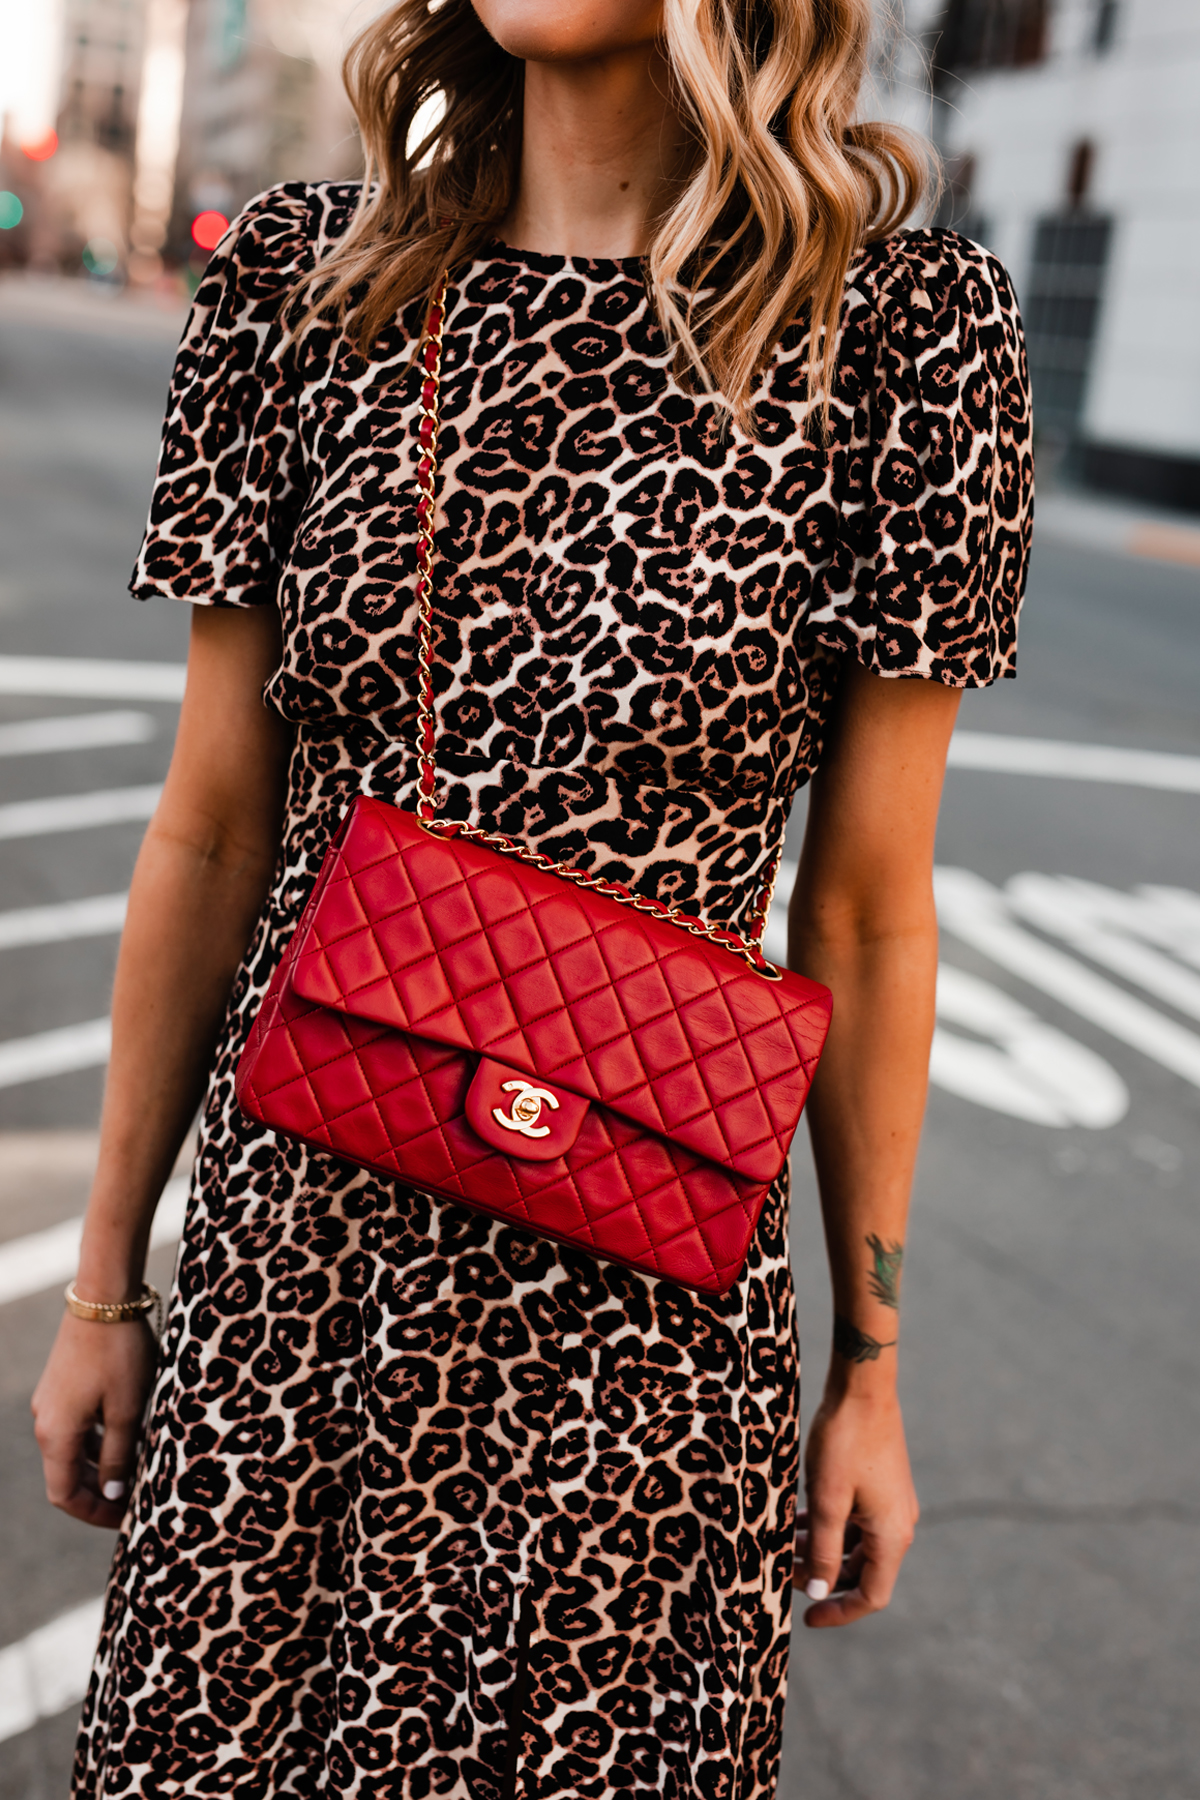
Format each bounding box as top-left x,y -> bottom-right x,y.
471,0 -> 663,64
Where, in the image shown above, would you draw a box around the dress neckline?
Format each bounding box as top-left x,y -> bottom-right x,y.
484,236 -> 646,278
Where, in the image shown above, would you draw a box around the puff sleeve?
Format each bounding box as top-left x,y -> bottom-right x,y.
130,184 -> 314,608
810,230 -> 1034,686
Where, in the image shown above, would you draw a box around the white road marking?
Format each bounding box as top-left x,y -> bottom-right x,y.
1006,874 -> 1200,1022
1131,886 -> 1200,968
0,784 -> 161,841
0,711 -> 155,758
932,965 -> 1129,1128
0,655 -> 186,702
0,1175 -> 188,1308
1007,875 -> 1200,968
772,859 -> 1137,1127
0,1597 -> 104,1743
0,1019 -> 112,1090
948,731 -> 1200,793
1021,874 -> 1200,957
935,868 -> 1200,1091
0,893 -> 128,951
763,859 -> 797,966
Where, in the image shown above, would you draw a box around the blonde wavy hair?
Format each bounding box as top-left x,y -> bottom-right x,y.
291,0 -> 933,427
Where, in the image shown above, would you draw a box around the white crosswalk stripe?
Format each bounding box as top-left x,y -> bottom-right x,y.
0,656 -> 186,702
762,859 -> 796,966
0,1020 -> 112,1090
0,1174 -> 188,1307
0,785 -> 161,842
0,1598 -> 104,1744
947,731 -> 1200,792
0,894 -> 128,952
0,712 -> 155,758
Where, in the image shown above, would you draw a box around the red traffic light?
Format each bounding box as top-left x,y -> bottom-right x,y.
21,130 -> 58,162
191,210 -> 230,252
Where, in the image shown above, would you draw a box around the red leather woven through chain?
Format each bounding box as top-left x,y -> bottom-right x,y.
234,281 -> 834,1294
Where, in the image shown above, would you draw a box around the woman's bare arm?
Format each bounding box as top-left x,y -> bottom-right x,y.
789,660 -> 960,1626
31,604 -> 292,1526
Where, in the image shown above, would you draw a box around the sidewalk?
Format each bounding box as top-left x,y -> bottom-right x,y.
1034,488 -> 1200,570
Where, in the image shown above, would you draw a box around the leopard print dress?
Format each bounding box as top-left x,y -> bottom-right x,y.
74,182 -> 1032,1800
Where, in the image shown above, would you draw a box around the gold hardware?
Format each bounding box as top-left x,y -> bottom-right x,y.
65,1279 -> 162,1338
492,1079 -> 560,1139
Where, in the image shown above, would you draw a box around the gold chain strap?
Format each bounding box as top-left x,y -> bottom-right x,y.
412,274 -> 783,980
413,281 -> 446,823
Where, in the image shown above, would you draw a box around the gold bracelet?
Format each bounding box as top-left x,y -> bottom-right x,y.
65,1281 -> 162,1339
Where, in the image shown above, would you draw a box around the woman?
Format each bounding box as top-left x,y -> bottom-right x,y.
33,0 -> 1032,1794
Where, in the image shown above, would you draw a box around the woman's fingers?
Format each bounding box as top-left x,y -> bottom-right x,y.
34,1412 -> 90,1513
96,1408 -> 141,1513
794,1495 -> 851,1602
31,1314 -> 155,1529
32,1413 -> 117,1526
802,1522 -> 914,1628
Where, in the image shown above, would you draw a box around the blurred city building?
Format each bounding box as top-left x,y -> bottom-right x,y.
168,0 -> 363,264
889,0 -> 1200,514
0,0 -> 364,282
2,0 -> 1197,519
0,0 -> 148,276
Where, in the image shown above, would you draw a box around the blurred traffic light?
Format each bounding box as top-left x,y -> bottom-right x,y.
21,131 -> 58,163
82,238 -> 120,277
0,193 -> 25,230
190,211 -> 230,251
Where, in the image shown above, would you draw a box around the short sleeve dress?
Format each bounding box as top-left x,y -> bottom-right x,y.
74,182 -> 1032,1800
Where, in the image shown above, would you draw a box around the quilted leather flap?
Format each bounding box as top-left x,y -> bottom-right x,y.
289,797 -> 833,1184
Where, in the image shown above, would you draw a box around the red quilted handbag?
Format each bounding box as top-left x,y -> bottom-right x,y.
235,282 -> 832,1295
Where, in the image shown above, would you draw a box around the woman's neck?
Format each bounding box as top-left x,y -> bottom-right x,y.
500,47 -> 691,260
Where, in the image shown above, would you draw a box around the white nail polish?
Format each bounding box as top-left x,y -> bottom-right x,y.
102,1479 -> 125,1501
805,1578 -> 830,1601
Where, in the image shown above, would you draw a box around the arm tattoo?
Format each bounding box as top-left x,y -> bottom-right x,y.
833,1313 -> 896,1364
866,1233 -> 904,1311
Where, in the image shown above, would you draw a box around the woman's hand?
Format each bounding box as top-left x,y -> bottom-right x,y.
793,1379 -> 919,1627
31,1315 -> 158,1528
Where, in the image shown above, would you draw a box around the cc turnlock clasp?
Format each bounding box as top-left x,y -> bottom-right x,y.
464,1060 -> 589,1161
492,1080 -> 560,1139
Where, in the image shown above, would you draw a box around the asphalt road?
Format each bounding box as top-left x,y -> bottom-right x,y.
0,281 -> 1198,1800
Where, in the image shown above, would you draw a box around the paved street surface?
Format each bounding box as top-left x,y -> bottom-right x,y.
1,278 -> 1198,1800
